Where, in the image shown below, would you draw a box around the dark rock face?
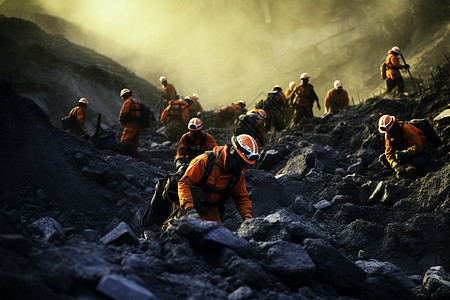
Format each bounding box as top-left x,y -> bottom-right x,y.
0,12 -> 450,300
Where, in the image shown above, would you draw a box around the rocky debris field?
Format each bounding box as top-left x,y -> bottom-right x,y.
1,62 -> 450,300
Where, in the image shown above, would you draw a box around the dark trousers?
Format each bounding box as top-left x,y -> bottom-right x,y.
386,76 -> 405,93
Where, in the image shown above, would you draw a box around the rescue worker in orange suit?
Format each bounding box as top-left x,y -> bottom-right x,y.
68,98 -> 89,138
385,46 -> 410,94
292,73 -> 321,124
175,117 -> 218,178
161,96 -> 194,142
234,109 -> 266,147
160,76 -> 178,107
188,93 -> 203,118
178,134 -> 259,223
119,88 -> 143,147
284,81 -> 296,125
215,100 -> 247,128
378,115 -> 432,179
324,80 -> 349,114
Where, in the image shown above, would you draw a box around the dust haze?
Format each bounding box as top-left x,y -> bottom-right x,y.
3,0 -> 449,110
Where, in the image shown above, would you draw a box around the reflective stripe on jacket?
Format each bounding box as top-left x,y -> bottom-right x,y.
176,131 -> 218,162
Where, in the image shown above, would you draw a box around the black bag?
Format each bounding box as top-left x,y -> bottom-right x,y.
140,103 -> 153,128
61,109 -> 78,130
408,119 -> 442,148
140,176 -> 173,227
380,62 -> 387,79
264,91 -> 281,111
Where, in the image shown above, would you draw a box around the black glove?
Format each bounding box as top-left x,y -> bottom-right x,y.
395,150 -> 408,162
404,64 -> 410,69
185,206 -> 200,219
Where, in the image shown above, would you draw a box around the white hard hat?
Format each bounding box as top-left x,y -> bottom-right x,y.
193,93 -> 199,99
391,46 -> 400,53
300,73 -> 310,79
289,81 -> 296,89
159,76 -> 167,82
334,80 -> 342,89
78,98 -> 89,105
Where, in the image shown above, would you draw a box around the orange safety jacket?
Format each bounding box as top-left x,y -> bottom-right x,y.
119,97 -> 142,125
385,50 -> 405,80
217,104 -> 242,121
294,84 -> 318,107
178,145 -> 254,223
162,83 -> 177,102
385,121 -> 427,168
176,131 -> 218,163
189,99 -> 203,113
69,106 -> 86,135
160,100 -> 190,126
324,88 -> 349,113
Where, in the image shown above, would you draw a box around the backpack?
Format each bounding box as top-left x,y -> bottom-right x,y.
380,62 -> 387,79
61,108 -> 79,130
264,91 -> 281,111
234,114 -> 259,136
140,103 -> 152,128
407,119 -> 442,148
140,150 -> 217,228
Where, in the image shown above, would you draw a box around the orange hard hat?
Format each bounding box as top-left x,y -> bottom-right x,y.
256,109 -> 266,119
231,134 -> 260,164
391,46 -> 400,54
188,118 -> 203,131
378,115 -> 396,133
238,100 -> 246,106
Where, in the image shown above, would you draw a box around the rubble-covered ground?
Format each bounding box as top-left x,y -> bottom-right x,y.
1,59 -> 450,299
1,12 -> 450,300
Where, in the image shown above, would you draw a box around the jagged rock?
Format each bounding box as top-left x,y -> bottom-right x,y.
356,259 -> 415,288
292,195 -> 313,215
313,200 -> 331,210
0,233 -> 31,254
347,160 -> 366,174
100,222 -> 139,246
28,217 -> 65,242
225,256 -> 270,289
97,274 -> 156,300
228,285 -> 253,300
35,189 -> 47,201
368,181 -> 385,204
303,238 -> 366,291
433,108 -> 450,126
422,266 -> 450,298
261,240 -> 316,282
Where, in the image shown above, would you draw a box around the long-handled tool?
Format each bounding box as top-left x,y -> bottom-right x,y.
400,53 -> 422,93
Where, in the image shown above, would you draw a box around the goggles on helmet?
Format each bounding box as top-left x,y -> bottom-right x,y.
232,135 -> 260,163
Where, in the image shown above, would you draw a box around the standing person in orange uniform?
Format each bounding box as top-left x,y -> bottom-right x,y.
187,93 -> 203,118
160,76 -> 178,107
284,81 -> 297,125
68,98 -> 89,138
384,46 -> 410,94
292,73 -> 321,124
160,96 -> 193,142
175,117 -> 218,177
324,80 -> 349,114
119,88 -> 142,147
178,134 -> 260,223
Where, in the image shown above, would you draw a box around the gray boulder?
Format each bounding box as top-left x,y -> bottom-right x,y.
303,238 -> 366,291
28,216 -> 65,242
97,274 -> 156,300
100,222 -> 139,246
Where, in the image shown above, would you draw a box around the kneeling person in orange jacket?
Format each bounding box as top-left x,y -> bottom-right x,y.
378,115 -> 432,179
178,134 -> 259,223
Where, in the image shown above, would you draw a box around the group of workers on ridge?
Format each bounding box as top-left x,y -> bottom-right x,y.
63,44 -> 438,229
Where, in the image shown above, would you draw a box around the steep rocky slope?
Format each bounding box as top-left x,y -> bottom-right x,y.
1,12 -> 450,300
